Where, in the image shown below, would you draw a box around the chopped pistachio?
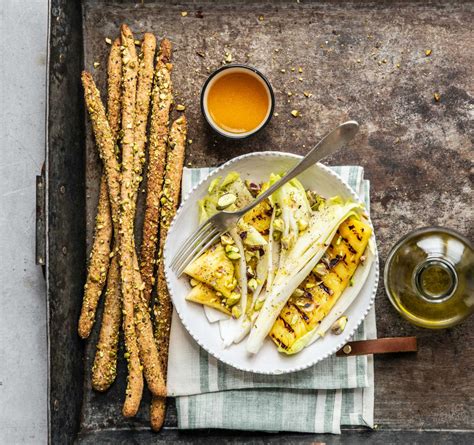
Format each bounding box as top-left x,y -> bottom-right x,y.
292,288 -> 304,297
303,91 -> 312,98
181,11 -> 188,17
217,193 -> 237,209
290,109 -> 300,117
425,49 -> 432,57
220,233 -> 234,246
176,104 -> 186,111
226,250 -> 241,260
227,292 -> 241,306
248,278 -> 258,292
93,61 -> 100,68
331,316 -> 348,335
258,15 -> 264,21
232,306 -> 241,319
224,51 -> 233,63
105,37 -> 112,45
434,92 -> 441,102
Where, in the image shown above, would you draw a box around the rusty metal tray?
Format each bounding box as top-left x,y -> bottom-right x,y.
43,0 -> 473,443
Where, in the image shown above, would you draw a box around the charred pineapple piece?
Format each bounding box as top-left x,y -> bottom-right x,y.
184,243 -> 236,298
270,215 -> 372,352
242,199 -> 272,235
186,282 -> 231,316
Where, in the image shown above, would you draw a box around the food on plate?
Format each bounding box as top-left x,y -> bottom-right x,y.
183,172 -> 374,355
141,38 -> 173,303
269,216 -> 371,354
91,37 -> 122,390
151,115 -> 187,431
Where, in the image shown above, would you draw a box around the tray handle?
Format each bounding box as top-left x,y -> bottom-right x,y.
36,164 -> 46,268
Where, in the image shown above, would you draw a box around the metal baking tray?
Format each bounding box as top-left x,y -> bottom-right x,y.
40,0 -> 473,443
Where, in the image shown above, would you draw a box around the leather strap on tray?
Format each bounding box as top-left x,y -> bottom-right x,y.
336,337 -> 417,357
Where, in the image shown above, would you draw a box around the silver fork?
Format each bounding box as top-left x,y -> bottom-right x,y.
171,120 -> 359,276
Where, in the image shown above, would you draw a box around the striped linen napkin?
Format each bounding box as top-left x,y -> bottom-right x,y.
167,165 -> 376,434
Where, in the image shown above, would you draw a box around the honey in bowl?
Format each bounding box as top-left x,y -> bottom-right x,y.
203,66 -> 273,138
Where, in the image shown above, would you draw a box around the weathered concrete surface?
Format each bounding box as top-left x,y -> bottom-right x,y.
81,0 -> 473,435
0,0 -> 48,443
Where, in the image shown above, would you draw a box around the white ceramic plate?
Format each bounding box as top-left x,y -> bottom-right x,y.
164,152 -> 379,374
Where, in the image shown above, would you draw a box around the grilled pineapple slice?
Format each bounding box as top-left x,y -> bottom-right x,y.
184,243 -> 236,298
270,216 -> 372,352
242,199 -> 272,235
186,282 -> 231,316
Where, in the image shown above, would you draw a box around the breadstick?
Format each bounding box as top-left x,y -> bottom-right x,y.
127,32 -> 167,399
82,70 -> 145,413
151,116 -> 187,431
91,37 -> 123,391
91,255 -> 121,391
119,24 -> 145,417
78,176 -> 113,339
78,39 -> 122,340
133,33 -> 156,189
140,39 -> 173,303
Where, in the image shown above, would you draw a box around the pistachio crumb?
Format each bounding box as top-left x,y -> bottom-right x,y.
298,67 -> 303,73
105,37 -> 112,45
290,110 -> 300,117
176,104 -> 186,111
258,15 -> 264,21
434,92 -> 441,102
93,62 -> 100,68
425,49 -> 432,57
181,11 -> 188,17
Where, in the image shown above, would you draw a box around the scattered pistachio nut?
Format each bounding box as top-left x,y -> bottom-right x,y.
434,92 -> 441,102
227,292 -> 241,306
226,250 -> 241,260
425,49 -> 432,57
291,109 -> 300,117
181,11 -> 188,17
254,298 -> 264,311
331,316 -> 348,335
93,61 -> 100,68
224,51 -> 233,63
220,233 -> 234,246
232,305 -> 241,319
225,244 -> 239,253
105,37 -> 112,45
292,288 -> 304,298
217,193 -> 237,209
248,278 -> 258,292
176,104 -> 186,111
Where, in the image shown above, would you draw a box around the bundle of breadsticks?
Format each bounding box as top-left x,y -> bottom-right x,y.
79,24 -> 186,431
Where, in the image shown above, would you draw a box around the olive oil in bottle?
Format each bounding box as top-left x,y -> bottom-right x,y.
384,227 -> 473,329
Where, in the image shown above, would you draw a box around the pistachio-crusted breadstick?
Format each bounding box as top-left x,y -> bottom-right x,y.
91,255 -> 121,391
133,33 -> 156,189
82,70 -> 144,414
78,176 -> 113,339
91,37 -> 123,391
151,116 -> 187,431
128,32 -> 167,399
107,38 -> 122,142
140,39 -> 173,303
119,24 -> 145,417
